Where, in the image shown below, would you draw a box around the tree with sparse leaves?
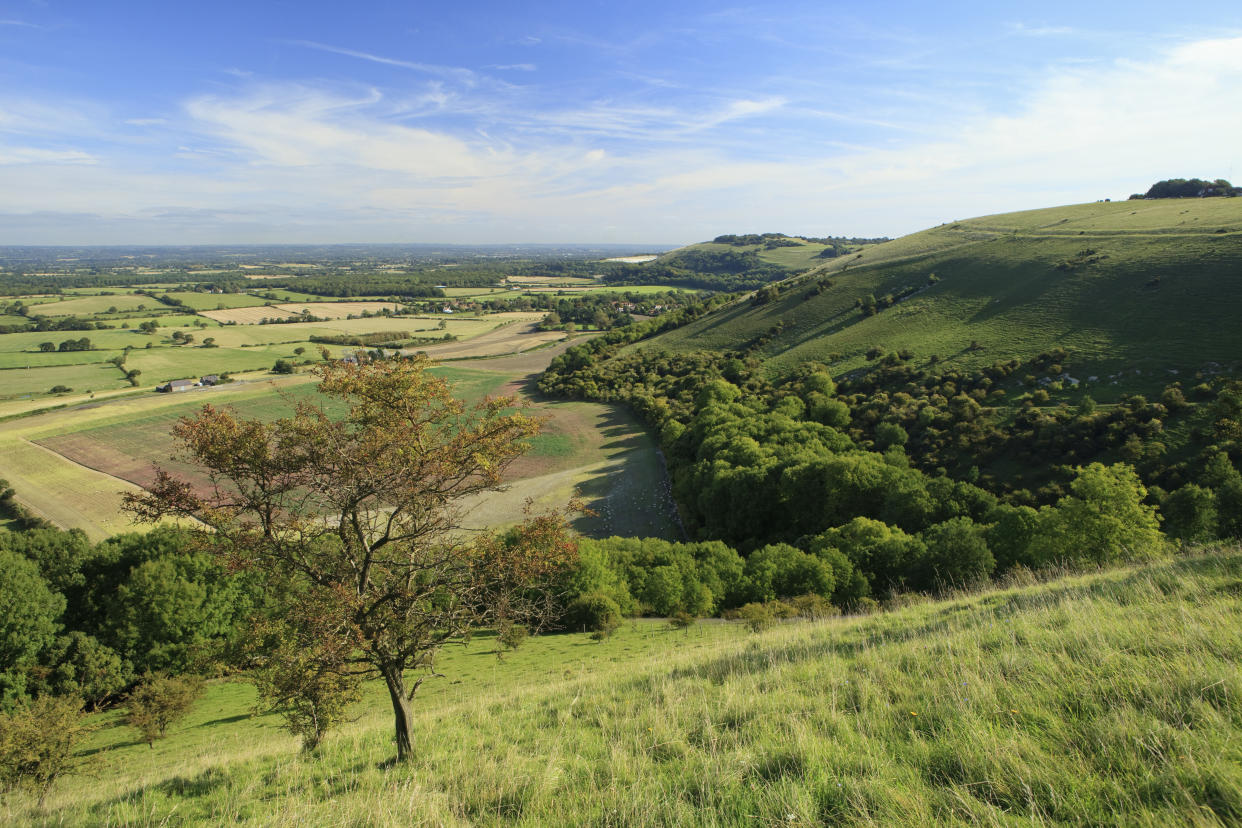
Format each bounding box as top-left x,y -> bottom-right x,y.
124,354 -> 577,763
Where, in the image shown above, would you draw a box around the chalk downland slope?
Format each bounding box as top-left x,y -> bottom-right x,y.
647,199 -> 1242,381
7,549 -> 1241,825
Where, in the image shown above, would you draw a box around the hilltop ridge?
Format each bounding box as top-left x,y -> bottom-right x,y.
644,198 -> 1242,381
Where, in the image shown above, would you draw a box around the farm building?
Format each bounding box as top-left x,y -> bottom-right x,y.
200,375 -> 220,386
158,379 -> 197,393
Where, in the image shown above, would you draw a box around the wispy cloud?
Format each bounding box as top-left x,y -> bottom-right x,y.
1007,22 -> 1076,37
0,146 -> 94,165
489,63 -> 536,72
0,19 -> 38,28
290,40 -> 478,84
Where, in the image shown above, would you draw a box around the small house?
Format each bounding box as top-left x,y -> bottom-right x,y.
159,379 -> 197,393
200,375 -> 220,386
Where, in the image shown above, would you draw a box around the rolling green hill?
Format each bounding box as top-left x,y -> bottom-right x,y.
646,199 -> 1242,383
6,549 -> 1240,825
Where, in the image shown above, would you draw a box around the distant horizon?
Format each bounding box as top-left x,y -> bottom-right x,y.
2,1 -> 1239,244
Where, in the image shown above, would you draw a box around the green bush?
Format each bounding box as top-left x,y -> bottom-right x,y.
0,695 -> 91,806
563,592 -> 622,636
126,673 -> 203,747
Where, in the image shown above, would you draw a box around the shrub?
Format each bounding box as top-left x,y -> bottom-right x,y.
669,611 -> 696,630
126,674 -> 203,747
786,594 -> 840,620
497,623 -> 529,658
736,602 -> 775,632
0,695 -> 91,806
564,592 -> 622,637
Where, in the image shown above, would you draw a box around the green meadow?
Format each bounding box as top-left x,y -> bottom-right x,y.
5,549 -> 1240,826
648,199 -> 1242,384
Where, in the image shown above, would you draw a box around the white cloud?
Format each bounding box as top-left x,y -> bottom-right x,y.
0,146 -> 94,165
291,41 -> 479,84
1007,22 -> 1076,37
3,35 -> 1242,243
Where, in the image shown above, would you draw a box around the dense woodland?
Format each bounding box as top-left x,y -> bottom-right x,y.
539,304 -> 1242,620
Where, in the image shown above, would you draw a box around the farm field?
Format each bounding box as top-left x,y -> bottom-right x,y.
6,550 -> 1240,825
0,373 -> 317,537
0,318 -> 671,540
504,275 -> 598,285
161,291 -> 270,310
197,300 -> 402,324
25,293 -> 154,316
0,312 -> 550,406
0,363 -> 129,397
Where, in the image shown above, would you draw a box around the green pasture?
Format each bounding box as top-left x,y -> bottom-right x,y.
7,550 -> 1241,826
0,349 -> 126,370
0,363 -> 128,398
161,291 -> 270,310
123,345 -> 300,381
756,241 -> 831,269
442,286 -> 507,298
25,293 -> 154,317
575,284 -> 684,296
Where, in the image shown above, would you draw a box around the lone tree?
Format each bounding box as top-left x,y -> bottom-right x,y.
124,354 -> 577,762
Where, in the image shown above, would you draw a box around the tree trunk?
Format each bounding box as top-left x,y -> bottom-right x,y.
381,664 -> 415,762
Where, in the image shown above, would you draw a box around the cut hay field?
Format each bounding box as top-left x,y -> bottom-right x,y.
195,305 -> 297,324
6,550 -> 1241,826
271,300 -> 402,319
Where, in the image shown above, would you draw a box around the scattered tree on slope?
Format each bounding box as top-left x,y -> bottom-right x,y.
124,355 -> 578,763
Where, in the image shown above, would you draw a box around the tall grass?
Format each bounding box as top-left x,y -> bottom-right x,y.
5,550 -> 1241,825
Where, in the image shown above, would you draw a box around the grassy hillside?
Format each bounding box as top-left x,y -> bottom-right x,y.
647,199 -> 1242,383
6,549 -> 1240,825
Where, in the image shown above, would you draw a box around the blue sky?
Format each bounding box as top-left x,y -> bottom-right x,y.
2,1 -> 1240,244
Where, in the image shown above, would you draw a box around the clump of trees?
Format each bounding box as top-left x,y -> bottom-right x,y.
1131,178 -> 1241,199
